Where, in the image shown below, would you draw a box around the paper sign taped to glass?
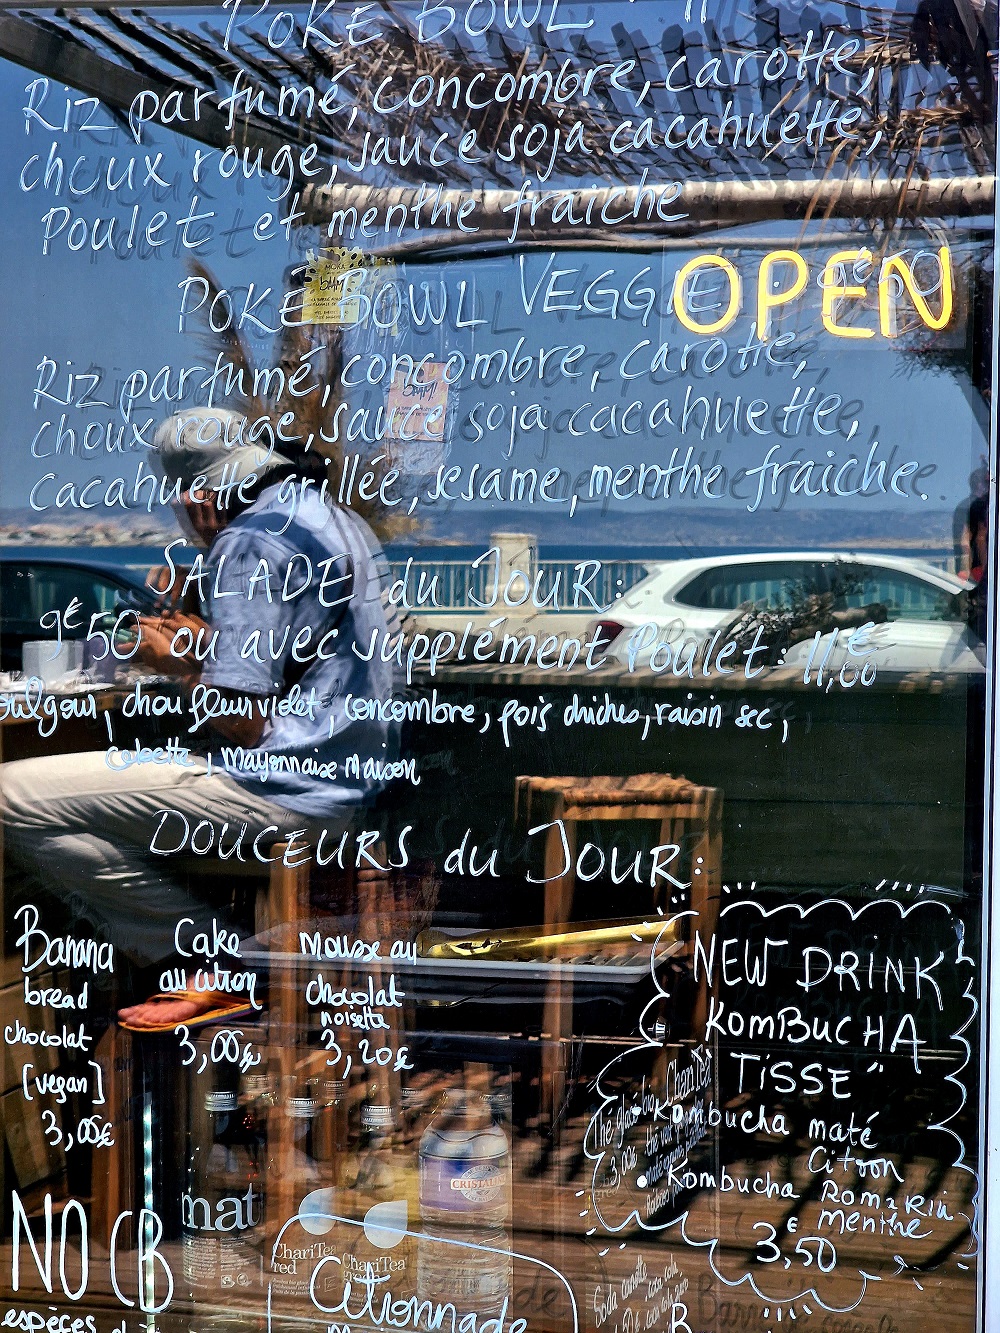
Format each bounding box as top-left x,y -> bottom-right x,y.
302,249 -> 392,326
386,361 -> 450,471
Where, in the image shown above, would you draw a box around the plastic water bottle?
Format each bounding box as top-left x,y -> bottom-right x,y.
417,1087 -> 513,1319
418,1089 -> 511,1227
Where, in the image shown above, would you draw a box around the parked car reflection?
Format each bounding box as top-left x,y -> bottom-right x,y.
586,552 -> 984,675
0,554 -> 159,673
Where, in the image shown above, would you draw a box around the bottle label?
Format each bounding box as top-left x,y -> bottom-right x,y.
449,1164 -> 502,1202
420,1156 -> 508,1215
268,1233 -> 341,1300
183,1233 -> 260,1292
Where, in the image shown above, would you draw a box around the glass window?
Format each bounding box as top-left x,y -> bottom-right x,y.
0,565 -> 34,625
828,561 -> 965,621
2,564 -> 135,629
0,564 -> 149,670
673,560 -> 826,611
0,2 -> 995,1331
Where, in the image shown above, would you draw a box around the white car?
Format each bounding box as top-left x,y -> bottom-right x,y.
586,552 -> 984,676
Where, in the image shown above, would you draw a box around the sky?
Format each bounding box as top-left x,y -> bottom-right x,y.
0,1 -> 991,539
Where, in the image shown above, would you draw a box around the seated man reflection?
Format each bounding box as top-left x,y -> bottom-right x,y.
1,408 -> 399,1027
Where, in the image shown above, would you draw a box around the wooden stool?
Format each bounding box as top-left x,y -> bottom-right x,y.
91,847 -> 317,1242
514,774 -> 723,1128
260,843 -> 406,1232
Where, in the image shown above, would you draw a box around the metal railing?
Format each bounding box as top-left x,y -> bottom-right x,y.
387,558 -> 650,612
389,550 -> 959,611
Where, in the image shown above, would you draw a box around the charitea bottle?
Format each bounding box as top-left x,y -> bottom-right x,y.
317,1077 -> 349,1181
417,1089 -> 513,1318
182,1088 -> 264,1310
242,1071 -> 275,1130
240,1071 -> 273,1277
336,1082 -> 414,1296
266,1093 -> 340,1313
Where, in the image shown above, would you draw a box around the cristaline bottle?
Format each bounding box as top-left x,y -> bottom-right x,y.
418,1088 -> 512,1227
417,1088 -> 513,1319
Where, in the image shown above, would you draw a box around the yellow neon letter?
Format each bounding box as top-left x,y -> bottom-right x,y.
756,249 -> 808,339
673,255 -> 741,334
878,246 -> 953,335
821,249 -> 875,339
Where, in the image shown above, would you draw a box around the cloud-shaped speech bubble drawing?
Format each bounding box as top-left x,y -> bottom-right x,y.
584,896 -> 977,1316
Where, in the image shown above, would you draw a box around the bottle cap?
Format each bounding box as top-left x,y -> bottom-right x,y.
206,1091 -> 238,1112
362,1102 -> 393,1131
489,1090 -> 512,1120
289,1097 -> 318,1118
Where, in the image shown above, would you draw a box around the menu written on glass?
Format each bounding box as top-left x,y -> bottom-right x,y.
0,2 -> 994,1333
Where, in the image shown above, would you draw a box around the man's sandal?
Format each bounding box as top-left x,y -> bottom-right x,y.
118,989 -> 257,1033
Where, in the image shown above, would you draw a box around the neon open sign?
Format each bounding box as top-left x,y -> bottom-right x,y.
672,246 -> 953,339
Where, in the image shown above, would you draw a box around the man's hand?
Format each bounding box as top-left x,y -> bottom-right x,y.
133,612 -> 268,745
134,611 -> 210,679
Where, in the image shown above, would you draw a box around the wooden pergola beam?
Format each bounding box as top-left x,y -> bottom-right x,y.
301,175 -> 997,250
0,11 -> 291,160
1,8 -> 993,248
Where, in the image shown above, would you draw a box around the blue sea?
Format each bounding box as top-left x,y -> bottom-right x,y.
8,540 -> 954,574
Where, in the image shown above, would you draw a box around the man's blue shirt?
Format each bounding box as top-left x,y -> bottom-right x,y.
200,483 -> 400,818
